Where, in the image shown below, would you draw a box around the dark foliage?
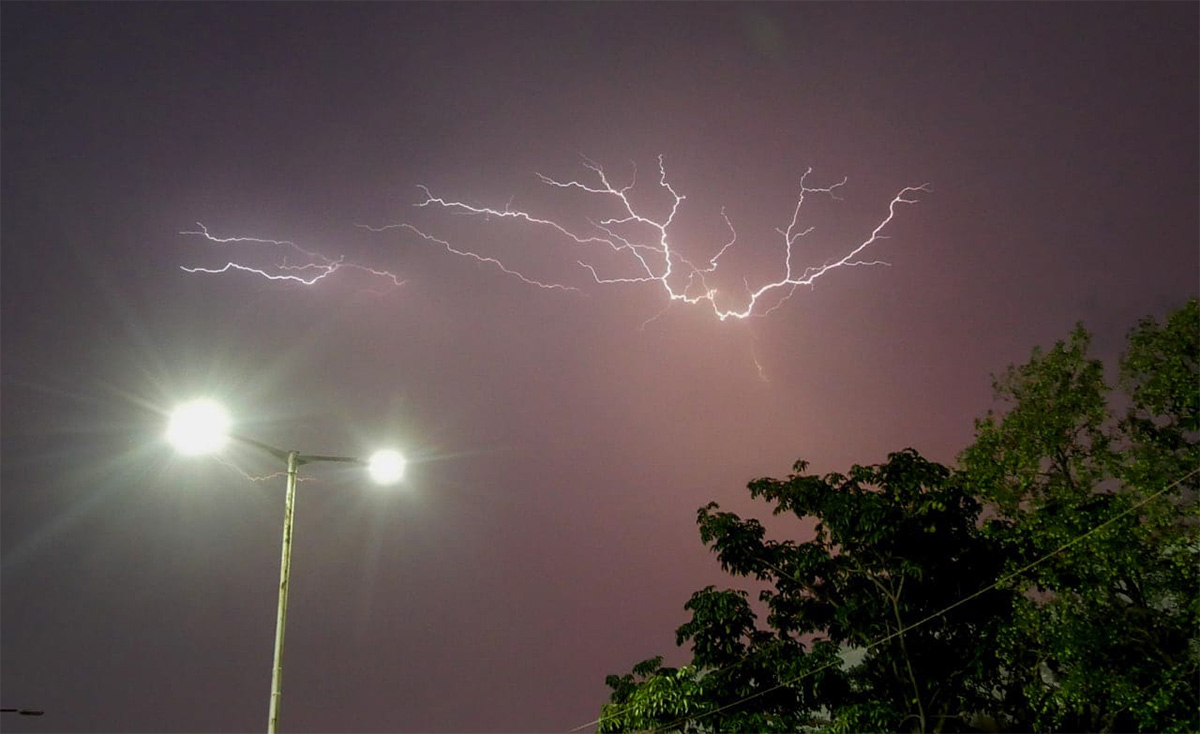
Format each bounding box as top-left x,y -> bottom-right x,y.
600,300 -> 1198,733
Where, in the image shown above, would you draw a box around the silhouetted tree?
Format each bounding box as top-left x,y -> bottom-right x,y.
600,300 -> 1198,733
960,299 -> 1198,732
601,449 -> 1011,733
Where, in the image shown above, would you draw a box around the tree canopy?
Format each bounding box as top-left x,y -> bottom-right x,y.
598,299 -> 1198,733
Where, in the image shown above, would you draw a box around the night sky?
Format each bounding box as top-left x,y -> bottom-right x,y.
2,3 -> 1196,733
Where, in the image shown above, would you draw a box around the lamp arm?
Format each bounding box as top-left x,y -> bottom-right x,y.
229,434 -> 364,467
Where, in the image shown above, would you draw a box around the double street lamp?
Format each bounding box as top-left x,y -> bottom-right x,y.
166,399 -> 404,734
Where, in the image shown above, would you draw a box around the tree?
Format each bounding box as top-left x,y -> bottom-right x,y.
599,450 -> 1012,733
960,300 -> 1198,732
599,300 -> 1198,733
1120,299 -> 1200,490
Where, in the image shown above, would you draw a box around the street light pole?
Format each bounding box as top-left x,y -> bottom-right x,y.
226,439 -> 384,734
267,449 -> 299,734
227,438 -> 366,734
166,401 -> 406,734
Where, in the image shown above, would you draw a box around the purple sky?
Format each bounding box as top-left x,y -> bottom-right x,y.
2,3 -> 1196,732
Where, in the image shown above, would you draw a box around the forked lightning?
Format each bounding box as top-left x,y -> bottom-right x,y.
181,157 -> 927,322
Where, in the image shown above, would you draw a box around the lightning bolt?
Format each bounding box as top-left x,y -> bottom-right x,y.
750,333 -> 770,384
180,223 -> 404,287
180,158 -> 926,326
361,156 -> 928,321
354,223 -> 580,292
211,456 -> 316,484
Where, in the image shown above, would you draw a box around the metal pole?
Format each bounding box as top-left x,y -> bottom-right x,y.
267,451 -> 300,734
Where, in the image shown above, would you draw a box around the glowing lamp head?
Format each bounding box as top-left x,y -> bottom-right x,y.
367,449 -> 406,485
167,399 -> 231,456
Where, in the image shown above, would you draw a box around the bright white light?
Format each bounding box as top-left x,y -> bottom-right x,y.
367,449 -> 406,485
167,399 -> 231,456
